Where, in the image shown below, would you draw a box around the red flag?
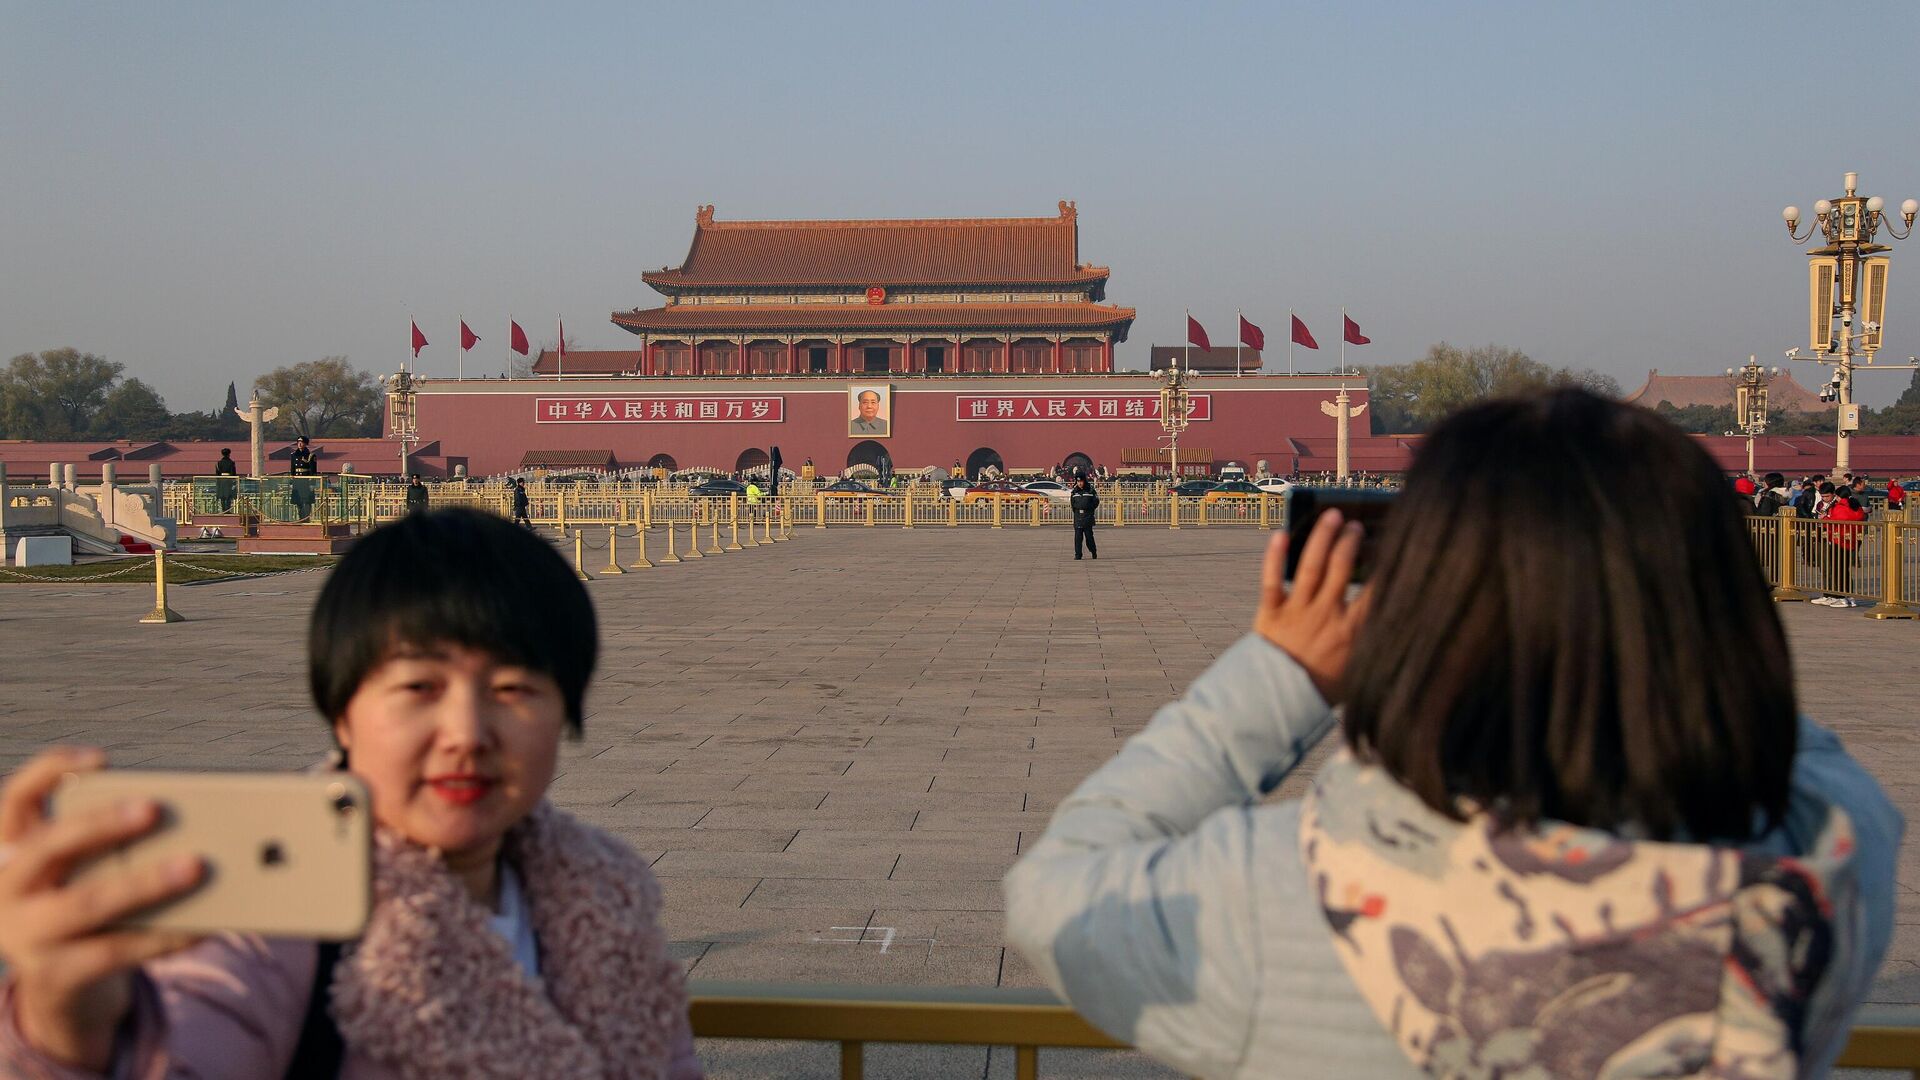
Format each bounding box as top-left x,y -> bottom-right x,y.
1291,315 -> 1319,350
1238,315 -> 1265,351
509,320 -> 529,356
1343,315 -> 1371,346
410,320 -> 428,357
460,321 -> 480,351
1187,315 -> 1212,353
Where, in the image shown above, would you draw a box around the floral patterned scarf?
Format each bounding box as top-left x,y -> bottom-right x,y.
1300,749 -> 1859,1078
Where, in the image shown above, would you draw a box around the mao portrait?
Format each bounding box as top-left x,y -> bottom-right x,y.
848,385 -> 891,438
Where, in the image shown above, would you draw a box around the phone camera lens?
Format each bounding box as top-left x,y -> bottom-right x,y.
325,782 -> 356,816
260,841 -> 286,867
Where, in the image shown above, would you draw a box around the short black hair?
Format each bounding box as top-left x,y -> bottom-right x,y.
1764,472 -> 1784,488
308,508 -> 598,731
1342,389 -> 1794,843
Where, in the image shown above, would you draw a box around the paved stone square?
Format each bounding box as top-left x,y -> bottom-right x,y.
2,525 -> 1918,1077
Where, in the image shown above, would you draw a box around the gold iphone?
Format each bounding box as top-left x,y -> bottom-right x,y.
53,771 -> 372,940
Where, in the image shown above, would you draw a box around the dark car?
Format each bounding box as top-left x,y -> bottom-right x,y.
689,478 -> 748,497
819,479 -> 885,498
1172,479 -> 1219,498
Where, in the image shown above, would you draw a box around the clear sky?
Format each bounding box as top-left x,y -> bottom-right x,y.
5,1 -> 1918,408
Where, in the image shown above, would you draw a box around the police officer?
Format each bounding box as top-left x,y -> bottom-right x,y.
405,474 -> 429,515
213,448 -> 238,512
287,436 -> 319,521
1070,474 -> 1099,560
511,478 -> 533,528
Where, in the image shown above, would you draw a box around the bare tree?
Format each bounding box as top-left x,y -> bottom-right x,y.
254,356 -> 381,438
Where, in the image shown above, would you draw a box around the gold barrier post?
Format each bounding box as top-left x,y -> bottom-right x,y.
947,496 -> 958,527
903,489 -> 914,529
642,492 -> 653,529
1772,513 -> 1806,603
726,496 -> 744,551
815,492 -> 827,529
741,507 -> 759,548
706,516 -> 723,555
572,530 -> 592,581
556,492 -> 568,537
660,520 -> 681,563
1114,496 -> 1124,528
1169,491 -> 1180,530
1029,498 -> 1042,527
991,495 -> 1003,529
1866,520 -> 1917,619
1259,494 -> 1271,529
778,499 -> 792,540
1198,497 -> 1209,527
630,522 -> 654,569
683,517 -> 703,559
138,549 -> 184,624
864,498 -> 876,528
840,1041 -> 862,1080
602,526 -> 625,575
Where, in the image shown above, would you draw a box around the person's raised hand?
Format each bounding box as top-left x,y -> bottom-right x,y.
1254,511 -> 1369,703
0,747 -> 203,1070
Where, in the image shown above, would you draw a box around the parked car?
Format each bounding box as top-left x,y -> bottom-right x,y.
1254,477 -> 1294,496
1020,480 -> 1072,502
1171,479 -> 1219,498
1201,480 -> 1265,505
689,478 -> 748,497
961,481 -> 1048,504
818,479 -> 885,498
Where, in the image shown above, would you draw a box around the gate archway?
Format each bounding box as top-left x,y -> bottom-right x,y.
965,447 -> 1005,480
734,448 -> 769,474
647,453 -> 678,473
1061,451 -> 1094,477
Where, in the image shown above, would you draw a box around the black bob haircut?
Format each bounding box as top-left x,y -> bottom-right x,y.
1341,389 -> 1795,843
308,508 -> 598,732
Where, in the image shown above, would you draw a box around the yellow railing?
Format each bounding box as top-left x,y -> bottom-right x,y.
687,983 -> 1920,1079
1751,513 -> 1919,617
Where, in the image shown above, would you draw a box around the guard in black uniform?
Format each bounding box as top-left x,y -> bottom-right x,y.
1070,474 -> 1099,560
214,448 -> 238,512
405,475 -> 429,515
288,436 -> 319,521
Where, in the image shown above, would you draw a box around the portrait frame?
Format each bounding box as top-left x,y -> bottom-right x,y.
847,384 -> 892,439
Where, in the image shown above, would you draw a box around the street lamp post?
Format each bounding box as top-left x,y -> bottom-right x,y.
1781,172 -> 1917,476
1725,356 -> 1780,477
1153,356 -> 1193,483
386,369 -> 418,480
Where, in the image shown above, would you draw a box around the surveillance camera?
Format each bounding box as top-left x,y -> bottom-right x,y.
1831,371 -> 1844,386
1841,311 -> 1852,325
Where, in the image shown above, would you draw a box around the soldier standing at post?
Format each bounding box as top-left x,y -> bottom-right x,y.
1070,474 -> 1099,560
288,435 -> 318,521
214,448 -> 238,513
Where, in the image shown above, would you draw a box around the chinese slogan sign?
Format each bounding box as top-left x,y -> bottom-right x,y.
953,394 -> 1210,422
535,397 -> 785,423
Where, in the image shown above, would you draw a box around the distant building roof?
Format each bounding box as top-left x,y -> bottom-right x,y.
1622,369 -> 1830,413
1148,346 -> 1262,372
519,449 -> 616,470
640,202 -> 1109,290
530,350 -> 644,376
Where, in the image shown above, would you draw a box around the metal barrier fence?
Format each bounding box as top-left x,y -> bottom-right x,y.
686,983 -> 1920,1079
183,475 -> 376,526
1748,511 -> 1920,617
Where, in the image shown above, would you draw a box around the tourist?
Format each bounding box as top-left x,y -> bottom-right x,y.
214,447 -> 238,513
1733,473 -> 1757,497
1889,476 -> 1907,512
1754,471 -> 1791,517
1005,389 -> 1899,1079
0,510 -> 701,1078
510,478 -> 532,528
1070,475 -> 1099,561
404,475 -> 428,515
1817,484 -> 1870,607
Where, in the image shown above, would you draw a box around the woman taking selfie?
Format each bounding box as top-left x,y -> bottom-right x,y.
1006,390 -> 1899,1078
0,509 -> 699,1079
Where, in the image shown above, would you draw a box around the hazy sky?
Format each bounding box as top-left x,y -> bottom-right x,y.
6,2 -> 1919,408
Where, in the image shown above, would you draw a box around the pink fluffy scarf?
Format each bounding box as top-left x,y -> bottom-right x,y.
327,802 -> 687,1080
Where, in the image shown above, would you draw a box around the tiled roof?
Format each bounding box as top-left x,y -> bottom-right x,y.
610,303 -> 1135,335
531,350 -> 644,376
640,203 -> 1109,289
1149,346 -> 1262,371
1622,369 -> 1830,413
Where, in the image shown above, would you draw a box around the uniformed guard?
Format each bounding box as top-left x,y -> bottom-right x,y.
288,435 -> 319,521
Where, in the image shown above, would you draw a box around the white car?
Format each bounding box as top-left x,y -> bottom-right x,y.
1254,478 -> 1294,496
1021,480 -> 1073,502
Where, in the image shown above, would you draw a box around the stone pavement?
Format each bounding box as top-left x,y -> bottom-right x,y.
2,526 -> 1917,1078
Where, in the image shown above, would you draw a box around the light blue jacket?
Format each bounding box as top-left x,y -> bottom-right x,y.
1003,635 -> 1902,1079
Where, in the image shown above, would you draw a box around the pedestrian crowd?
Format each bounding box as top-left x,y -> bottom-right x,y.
1735,469 -> 1910,607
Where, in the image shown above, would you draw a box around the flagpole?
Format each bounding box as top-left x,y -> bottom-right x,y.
1340,307 -> 1347,375
1235,310 -> 1242,378
457,315 -> 464,381
1288,309 -> 1295,376
1184,308 -> 1190,372
557,316 -> 564,379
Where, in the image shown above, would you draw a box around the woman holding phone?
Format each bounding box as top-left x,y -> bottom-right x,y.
0,509 -> 700,1079
1005,389 -> 1901,1078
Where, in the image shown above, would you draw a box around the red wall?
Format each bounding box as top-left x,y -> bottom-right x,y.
404,375 -> 1370,476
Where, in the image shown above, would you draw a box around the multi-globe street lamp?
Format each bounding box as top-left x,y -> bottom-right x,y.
1781,172 -> 1917,476
1153,355 -> 1193,483
1724,356 -> 1779,478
